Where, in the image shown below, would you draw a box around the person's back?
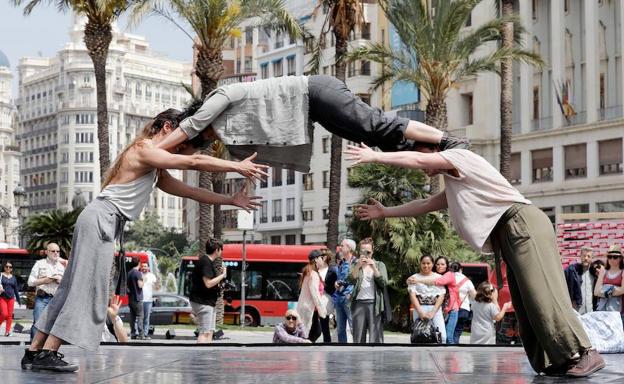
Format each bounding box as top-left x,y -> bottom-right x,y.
470,301 -> 498,344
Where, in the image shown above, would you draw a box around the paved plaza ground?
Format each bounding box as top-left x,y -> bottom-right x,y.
0,344 -> 622,383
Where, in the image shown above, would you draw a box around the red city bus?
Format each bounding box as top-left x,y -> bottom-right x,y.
178,244 -> 323,326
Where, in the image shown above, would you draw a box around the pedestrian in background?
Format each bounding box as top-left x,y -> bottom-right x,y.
297,250 -> 329,343
127,257 -> 144,339
273,309 -> 311,344
348,238 -> 388,343
565,247 -> 596,314
470,282 -> 511,344
141,263 -> 160,340
594,245 -> 624,324
27,243 -> 65,340
333,239 -> 357,343
451,262 -> 476,344
1,261 -> 21,336
407,255 -> 446,343
318,248 -> 337,342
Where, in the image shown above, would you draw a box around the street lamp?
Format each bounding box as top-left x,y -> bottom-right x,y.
13,184 -> 29,248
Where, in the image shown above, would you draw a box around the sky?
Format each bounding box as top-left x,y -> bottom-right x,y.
0,3 -> 193,95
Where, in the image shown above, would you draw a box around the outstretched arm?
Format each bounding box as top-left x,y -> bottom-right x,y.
356,192 -> 447,221
157,170 -> 262,211
139,146 -> 269,182
345,143 -> 455,171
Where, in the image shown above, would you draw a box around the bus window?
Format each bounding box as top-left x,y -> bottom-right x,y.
229,270 -> 263,299
264,268 -> 300,301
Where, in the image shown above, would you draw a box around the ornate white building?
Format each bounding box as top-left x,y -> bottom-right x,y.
15,16 -> 193,229
0,50 -> 21,246
446,0 -> 624,223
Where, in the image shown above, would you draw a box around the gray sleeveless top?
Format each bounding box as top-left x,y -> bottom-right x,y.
98,170 -> 158,221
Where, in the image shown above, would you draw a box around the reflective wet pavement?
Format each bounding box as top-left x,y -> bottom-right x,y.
0,345 -> 621,383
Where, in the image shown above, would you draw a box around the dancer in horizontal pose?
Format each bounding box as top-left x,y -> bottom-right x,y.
155,75 -> 468,171
21,109 -> 267,372
345,142 -> 605,378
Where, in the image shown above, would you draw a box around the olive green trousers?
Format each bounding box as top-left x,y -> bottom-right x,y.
491,204 -> 591,372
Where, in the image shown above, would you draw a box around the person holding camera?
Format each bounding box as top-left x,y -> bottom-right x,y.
333,239 -> 357,343
27,243 -> 65,340
347,238 -> 388,343
189,238 -> 227,344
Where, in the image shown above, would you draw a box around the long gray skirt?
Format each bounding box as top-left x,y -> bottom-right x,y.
35,198 -> 123,351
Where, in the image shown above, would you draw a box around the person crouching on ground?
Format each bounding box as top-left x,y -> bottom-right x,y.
273,309 -> 311,344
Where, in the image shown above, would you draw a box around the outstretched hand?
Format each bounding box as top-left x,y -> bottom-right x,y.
355,198 -> 386,221
345,143 -> 377,165
231,183 -> 262,212
107,295 -> 122,318
237,153 -> 270,182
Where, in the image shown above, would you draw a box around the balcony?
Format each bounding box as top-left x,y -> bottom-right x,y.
599,163 -> 623,176
260,217 -> 268,224
286,214 -> 295,221
26,183 -> 57,193
272,215 -> 283,223
531,116 -> 553,132
218,73 -> 257,86
598,106 -> 623,122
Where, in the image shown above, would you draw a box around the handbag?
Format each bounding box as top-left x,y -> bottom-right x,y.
410,318 -> 441,344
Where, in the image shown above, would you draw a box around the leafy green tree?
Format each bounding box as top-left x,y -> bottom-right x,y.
13,0 -> 135,179
21,208 -> 84,259
347,163 -> 481,329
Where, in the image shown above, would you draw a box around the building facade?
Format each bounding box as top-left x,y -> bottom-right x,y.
15,16 -> 193,229
447,0 -> 624,223
0,50 -> 21,246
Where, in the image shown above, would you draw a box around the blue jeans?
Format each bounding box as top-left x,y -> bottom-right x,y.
445,309 -> 459,344
31,295 -> 53,340
334,296 -> 352,343
453,308 -> 471,344
143,301 -> 153,336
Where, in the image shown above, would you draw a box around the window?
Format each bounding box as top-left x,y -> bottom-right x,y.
286,169 -> 295,185
533,87 -> 540,120
302,209 -> 313,222
361,61 -> 370,76
260,201 -> 268,223
322,208 -> 329,220
462,93 -> 474,125
564,144 -> 587,179
540,207 -> 556,225
272,166 -> 283,186
286,198 -> 295,221
323,66 -> 329,75
261,64 -> 269,79
287,56 -> 296,76
135,82 -> 142,97
303,173 -> 314,190
245,27 -> 253,44
597,201 -> 624,213
562,204 -> 589,214
361,23 -> 371,40
599,74 -> 605,111
531,148 -> 553,182
532,0 -> 537,21
598,138 -> 623,175
358,94 -> 371,105
146,84 -> 152,99
304,37 -> 314,54
74,171 -> 94,183
348,61 -> 356,77
260,174 -> 268,188
273,59 -> 283,77
510,153 -> 521,185
272,199 -> 282,222
322,136 -> 330,153
323,171 -> 329,188
275,31 -> 284,49
285,235 -> 296,245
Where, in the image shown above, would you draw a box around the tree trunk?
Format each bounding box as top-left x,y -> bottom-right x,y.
425,98 -> 448,193
84,20 -> 112,183
212,173 -> 224,240
499,0 -> 515,180
195,46 -> 226,324
326,32 -> 350,251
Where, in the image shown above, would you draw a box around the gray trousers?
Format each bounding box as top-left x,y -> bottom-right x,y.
351,299 -> 384,343
35,198 -> 122,351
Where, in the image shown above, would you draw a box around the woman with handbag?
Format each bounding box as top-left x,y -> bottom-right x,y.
296,250 -> 330,342
594,245 -> 624,326
407,255 -> 446,343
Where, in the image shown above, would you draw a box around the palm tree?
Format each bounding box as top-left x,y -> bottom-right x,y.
21,208 -> 84,260
499,0 -> 515,180
307,0 -> 363,251
346,0 -> 542,134
131,0 -> 302,325
13,0 -> 133,181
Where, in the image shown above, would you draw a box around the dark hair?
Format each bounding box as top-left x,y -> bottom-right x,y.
320,248 -> 334,265
129,257 -> 140,269
590,259 -> 605,278
434,256 -> 449,274
412,141 -> 440,152
359,237 -> 374,247
420,255 -> 434,265
2,261 -> 12,269
299,262 -> 319,287
102,108 -> 184,188
475,281 -> 495,303
449,262 -> 462,272
180,99 -> 213,149
205,238 -> 224,255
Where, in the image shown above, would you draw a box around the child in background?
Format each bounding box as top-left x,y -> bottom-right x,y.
470,282 -> 511,344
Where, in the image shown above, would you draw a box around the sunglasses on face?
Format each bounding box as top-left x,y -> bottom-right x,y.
285,316 -> 297,321
47,250 -> 61,253
5,266 -> 12,269
607,255 -> 622,260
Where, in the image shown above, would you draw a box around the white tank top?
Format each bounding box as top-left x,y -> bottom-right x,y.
98,170 -> 158,220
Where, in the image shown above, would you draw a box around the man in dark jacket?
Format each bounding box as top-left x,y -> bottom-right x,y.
564,247 -> 597,314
